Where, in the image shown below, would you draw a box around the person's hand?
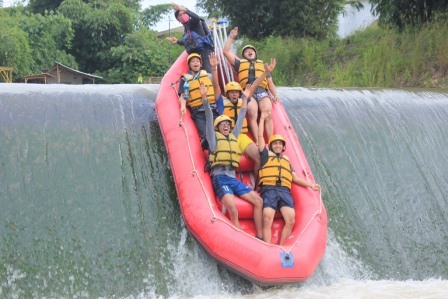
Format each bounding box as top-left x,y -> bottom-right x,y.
166,37 -> 178,44
209,52 -> 220,68
229,27 -> 238,39
180,106 -> 186,116
265,58 -> 276,73
199,80 -> 209,98
241,84 -> 253,99
260,108 -> 270,120
171,3 -> 186,12
310,183 -> 322,191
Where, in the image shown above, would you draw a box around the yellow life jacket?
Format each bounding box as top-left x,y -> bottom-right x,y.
209,132 -> 242,168
258,151 -> 293,188
238,59 -> 268,90
182,70 -> 215,108
222,97 -> 248,134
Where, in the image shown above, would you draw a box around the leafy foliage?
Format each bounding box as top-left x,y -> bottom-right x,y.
370,0 -> 448,30
197,0 -> 358,39
101,28 -> 179,83
0,8 -> 76,78
140,4 -> 171,28
58,0 -> 134,73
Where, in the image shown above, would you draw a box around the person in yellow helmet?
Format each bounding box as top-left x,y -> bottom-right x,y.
257,110 -> 322,245
222,27 -> 279,146
166,3 -> 214,73
178,52 -> 221,150
199,79 -> 264,240
214,58 -> 278,184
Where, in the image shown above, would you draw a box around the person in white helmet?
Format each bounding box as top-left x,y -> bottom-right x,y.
214,58 -> 277,184
223,27 -> 279,146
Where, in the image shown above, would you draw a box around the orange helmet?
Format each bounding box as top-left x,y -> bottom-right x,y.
225,82 -> 242,94
213,115 -> 232,129
268,134 -> 286,150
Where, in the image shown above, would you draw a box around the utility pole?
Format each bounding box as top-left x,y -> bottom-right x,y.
168,15 -> 171,64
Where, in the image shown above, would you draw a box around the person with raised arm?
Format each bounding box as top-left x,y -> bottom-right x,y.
177,52 -> 221,150
222,27 -> 279,145
257,110 -> 322,245
166,3 -> 214,73
214,58 -> 277,184
201,80 -> 264,240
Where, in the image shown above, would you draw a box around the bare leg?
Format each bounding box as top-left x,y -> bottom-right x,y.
279,206 -> 295,245
221,194 -> 240,229
240,191 -> 263,238
243,142 -> 261,183
247,98 -> 259,145
259,96 -> 273,139
262,207 -> 276,243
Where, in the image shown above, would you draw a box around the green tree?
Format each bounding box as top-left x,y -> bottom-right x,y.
0,7 -> 75,79
197,0 -> 361,39
101,27 -> 176,83
370,0 -> 448,30
29,0 -> 65,14
58,0 -> 134,73
140,3 -> 171,28
0,10 -> 34,77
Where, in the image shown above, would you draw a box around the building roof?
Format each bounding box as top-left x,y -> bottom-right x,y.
51,61 -> 103,80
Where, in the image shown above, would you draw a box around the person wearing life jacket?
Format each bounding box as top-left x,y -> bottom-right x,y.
222,27 -> 279,146
178,52 -> 221,150
200,80 -> 264,241
257,110 -> 322,245
166,3 -> 214,73
215,58 -> 277,184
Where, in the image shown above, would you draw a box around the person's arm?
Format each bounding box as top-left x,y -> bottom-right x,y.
209,52 -> 221,99
178,77 -> 187,116
222,27 -> 238,66
166,36 -> 179,45
232,84 -> 251,139
267,77 -> 279,103
200,81 -> 217,151
184,8 -> 201,24
257,108 -> 270,152
291,171 -> 322,191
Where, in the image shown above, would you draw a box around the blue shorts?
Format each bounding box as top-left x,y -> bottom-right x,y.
212,174 -> 253,200
260,186 -> 294,210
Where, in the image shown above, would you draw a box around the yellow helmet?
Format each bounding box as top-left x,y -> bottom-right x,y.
187,53 -> 202,66
241,45 -> 257,58
268,134 -> 286,148
225,82 -> 242,94
213,115 -> 232,129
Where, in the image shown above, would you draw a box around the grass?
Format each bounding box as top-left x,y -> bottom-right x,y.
239,20 -> 448,88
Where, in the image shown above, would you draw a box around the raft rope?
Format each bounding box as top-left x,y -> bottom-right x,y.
169,33 -> 325,252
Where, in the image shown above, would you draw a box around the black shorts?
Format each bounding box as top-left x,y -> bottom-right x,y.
260,186 -> 294,210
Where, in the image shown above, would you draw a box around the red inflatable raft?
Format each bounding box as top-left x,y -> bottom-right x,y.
155,52 -> 327,285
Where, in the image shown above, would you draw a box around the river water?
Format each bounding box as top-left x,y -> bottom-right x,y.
1,84 -> 447,298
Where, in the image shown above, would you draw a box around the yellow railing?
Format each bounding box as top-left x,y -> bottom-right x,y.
0,67 -> 14,83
